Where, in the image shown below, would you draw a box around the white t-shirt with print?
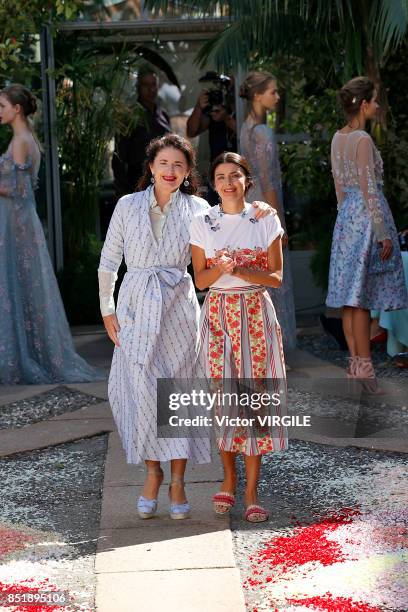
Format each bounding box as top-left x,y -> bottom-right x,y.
189,203 -> 284,289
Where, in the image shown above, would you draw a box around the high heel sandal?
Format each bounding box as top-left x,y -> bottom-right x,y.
354,357 -> 384,395
137,467 -> 163,519
346,356 -> 358,378
169,475 -> 190,520
213,492 -> 235,514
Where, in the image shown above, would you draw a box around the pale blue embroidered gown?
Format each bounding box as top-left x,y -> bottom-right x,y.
98,186 -> 211,465
240,117 -> 297,350
326,130 -> 407,311
0,142 -> 104,384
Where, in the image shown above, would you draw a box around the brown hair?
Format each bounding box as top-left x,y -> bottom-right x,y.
0,84 -> 37,117
137,133 -> 200,194
239,71 -> 276,101
338,77 -> 375,118
210,152 -> 254,194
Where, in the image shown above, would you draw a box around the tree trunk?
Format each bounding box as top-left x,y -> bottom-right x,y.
365,44 -> 388,142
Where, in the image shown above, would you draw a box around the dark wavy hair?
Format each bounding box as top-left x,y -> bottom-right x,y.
137,133 -> 200,194
210,152 -> 254,194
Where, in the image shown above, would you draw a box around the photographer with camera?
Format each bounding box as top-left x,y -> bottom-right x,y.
187,72 -> 237,162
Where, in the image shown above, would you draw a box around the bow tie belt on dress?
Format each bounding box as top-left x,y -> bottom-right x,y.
123,267 -> 187,365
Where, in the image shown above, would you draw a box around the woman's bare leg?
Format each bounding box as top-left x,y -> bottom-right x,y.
220,450 -> 238,493
169,458 -> 188,504
141,459 -> 163,500
342,306 -> 356,356
243,454 -> 262,506
352,307 -> 371,358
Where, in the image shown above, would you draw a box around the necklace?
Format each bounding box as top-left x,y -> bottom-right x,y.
219,203 -> 248,218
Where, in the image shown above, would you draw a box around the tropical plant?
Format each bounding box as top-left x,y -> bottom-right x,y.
146,0 -> 408,127
0,0 -> 87,83
54,42 -> 143,257
53,41 -> 145,322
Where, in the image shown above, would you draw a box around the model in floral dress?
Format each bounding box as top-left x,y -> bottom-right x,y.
326,77 -> 407,385
190,152 -> 287,523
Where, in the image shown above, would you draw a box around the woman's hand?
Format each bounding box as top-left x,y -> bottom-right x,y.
217,254 -> 235,274
231,266 -> 248,281
103,313 -> 121,346
379,239 -> 393,260
251,201 -> 277,219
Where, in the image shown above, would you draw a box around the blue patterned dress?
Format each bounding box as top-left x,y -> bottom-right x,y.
240,117 -> 297,350
0,143 -> 104,384
326,130 -> 407,310
98,187 -> 211,465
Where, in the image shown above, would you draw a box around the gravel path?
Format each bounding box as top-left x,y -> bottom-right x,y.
298,332 -> 407,380
0,387 -> 104,430
231,440 -> 408,612
0,435 -> 108,612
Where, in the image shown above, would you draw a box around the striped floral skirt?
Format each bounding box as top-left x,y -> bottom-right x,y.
198,286 -> 288,456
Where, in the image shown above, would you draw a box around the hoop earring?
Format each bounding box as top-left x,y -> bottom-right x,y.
151,176 -> 155,184
183,178 -> 190,187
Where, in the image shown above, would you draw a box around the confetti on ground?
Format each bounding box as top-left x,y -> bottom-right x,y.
0,436 -> 108,611
232,441 -> 408,611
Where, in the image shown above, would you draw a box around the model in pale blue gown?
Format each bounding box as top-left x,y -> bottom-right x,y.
240,117 -> 297,350
0,142 -> 104,384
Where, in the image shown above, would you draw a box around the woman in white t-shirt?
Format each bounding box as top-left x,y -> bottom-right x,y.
190,152 -> 288,523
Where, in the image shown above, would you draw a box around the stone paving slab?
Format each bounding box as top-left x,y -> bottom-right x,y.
287,347 -> 345,377
0,384 -> 59,406
100,482 -> 227,530
0,417 -> 114,457
96,429 -> 244,612
95,568 -> 245,612
96,526 -> 235,572
52,400 -> 112,421
65,381 -> 109,400
104,431 -> 224,487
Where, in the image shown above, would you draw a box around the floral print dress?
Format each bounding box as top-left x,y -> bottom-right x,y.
190,204 -> 288,456
326,130 -> 407,310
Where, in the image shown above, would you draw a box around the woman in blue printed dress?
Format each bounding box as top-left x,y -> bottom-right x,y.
326,77 -> 407,385
0,84 -> 102,384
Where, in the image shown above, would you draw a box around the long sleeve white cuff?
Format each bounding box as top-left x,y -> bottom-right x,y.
98,269 -> 117,317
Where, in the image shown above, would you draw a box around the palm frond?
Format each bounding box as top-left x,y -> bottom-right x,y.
375,0 -> 408,53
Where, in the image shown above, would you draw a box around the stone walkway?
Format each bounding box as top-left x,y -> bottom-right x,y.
0,329 -> 244,612
0,325 -> 406,612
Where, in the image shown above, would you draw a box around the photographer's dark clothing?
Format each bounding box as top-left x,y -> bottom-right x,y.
112,101 -> 171,197
208,117 -> 237,161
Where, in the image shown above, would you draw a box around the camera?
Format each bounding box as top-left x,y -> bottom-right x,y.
198,71 -> 232,113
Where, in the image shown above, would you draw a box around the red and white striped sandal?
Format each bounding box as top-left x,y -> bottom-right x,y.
212,492 -> 235,514
244,504 -> 269,523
